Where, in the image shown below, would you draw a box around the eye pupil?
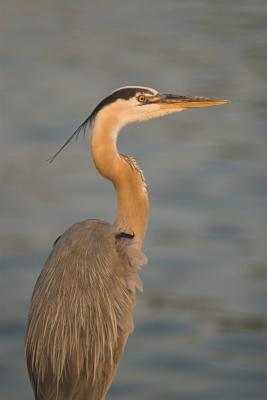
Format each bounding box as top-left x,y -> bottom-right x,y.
138,95 -> 145,102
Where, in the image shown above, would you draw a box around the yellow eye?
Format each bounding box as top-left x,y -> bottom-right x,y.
137,94 -> 146,103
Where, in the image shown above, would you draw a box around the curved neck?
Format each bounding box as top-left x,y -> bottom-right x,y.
91,113 -> 149,248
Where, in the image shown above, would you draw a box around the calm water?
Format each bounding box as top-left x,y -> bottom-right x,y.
1,1 -> 267,399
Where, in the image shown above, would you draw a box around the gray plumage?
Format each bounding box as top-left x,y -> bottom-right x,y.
26,220 -> 146,400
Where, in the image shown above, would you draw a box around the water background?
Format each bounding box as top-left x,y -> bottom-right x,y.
1,1 -> 267,399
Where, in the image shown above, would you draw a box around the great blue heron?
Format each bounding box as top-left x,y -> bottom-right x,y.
26,86 -> 227,400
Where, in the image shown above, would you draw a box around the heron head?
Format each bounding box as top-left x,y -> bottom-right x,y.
91,85 -> 228,128
48,85 -> 228,162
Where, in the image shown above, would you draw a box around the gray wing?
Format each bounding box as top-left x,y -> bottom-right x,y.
26,219 -> 147,400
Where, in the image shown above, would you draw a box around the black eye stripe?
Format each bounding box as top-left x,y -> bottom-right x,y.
90,88 -> 156,120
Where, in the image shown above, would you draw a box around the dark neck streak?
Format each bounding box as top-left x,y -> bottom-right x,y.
91,114 -> 149,248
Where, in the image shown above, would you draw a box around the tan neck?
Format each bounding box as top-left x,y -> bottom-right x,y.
91,112 -> 149,247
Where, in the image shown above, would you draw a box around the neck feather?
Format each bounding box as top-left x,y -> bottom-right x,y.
91,113 -> 149,247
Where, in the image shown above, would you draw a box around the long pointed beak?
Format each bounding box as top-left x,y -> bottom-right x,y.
155,94 -> 229,110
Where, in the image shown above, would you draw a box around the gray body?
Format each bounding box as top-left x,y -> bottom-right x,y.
26,219 -> 145,400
